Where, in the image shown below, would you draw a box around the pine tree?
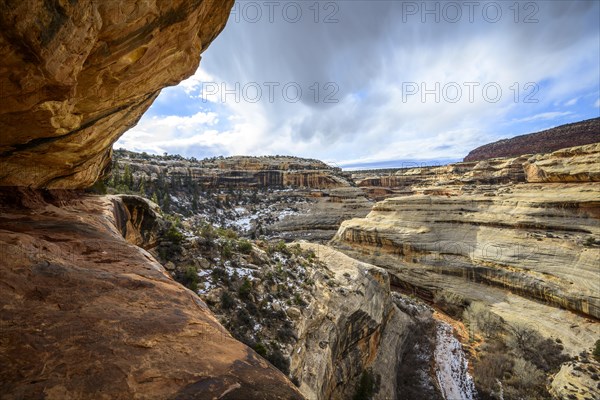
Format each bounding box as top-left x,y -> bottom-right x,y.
138,177 -> 146,195
111,165 -> 121,187
162,193 -> 170,213
123,164 -> 133,189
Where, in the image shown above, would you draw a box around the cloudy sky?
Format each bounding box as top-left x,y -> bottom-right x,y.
115,0 -> 600,169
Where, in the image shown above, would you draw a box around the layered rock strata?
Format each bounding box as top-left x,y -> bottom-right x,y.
334,183 -> 600,319
354,142 -> 600,200
115,152 -> 354,190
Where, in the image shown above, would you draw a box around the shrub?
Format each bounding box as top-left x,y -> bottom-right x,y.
463,302 -> 503,337
277,327 -> 297,343
220,291 -> 235,310
593,339 -> 600,362
353,370 -> 376,400
238,278 -> 252,300
238,240 -> 253,254
294,293 -> 306,306
507,324 -> 569,372
221,242 -> 233,259
267,347 -> 290,375
253,342 -> 268,358
237,308 -> 252,326
276,240 -> 289,254
217,227 -> 238,239
181,266 -> 199,292
165,223 -> 183,244
200,223 -> 216,240
211,267 -> 228,282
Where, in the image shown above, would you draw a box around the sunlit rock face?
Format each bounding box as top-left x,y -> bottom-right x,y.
292,243 -> 411,400
334,183 -> 600,319
0,0 -> 233,189
354,143 -> 600,201
117,153 -> 355,190
0,188 -> 304,399
335,144 -> 600,320
523,143 -> 600,183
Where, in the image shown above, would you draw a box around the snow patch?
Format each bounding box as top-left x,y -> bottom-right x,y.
434,322 -> 477,400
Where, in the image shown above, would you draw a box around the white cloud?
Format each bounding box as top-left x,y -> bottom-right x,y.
117,1 -> 600,166
511,111 -> 574,124
564,97 -> 578,106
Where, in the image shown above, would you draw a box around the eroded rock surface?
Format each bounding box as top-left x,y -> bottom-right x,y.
292,243 -> 412,400
354,142 -> 600,201
0,189 -> 303,399
334,183 -> 600,319
0,0 -> 233,189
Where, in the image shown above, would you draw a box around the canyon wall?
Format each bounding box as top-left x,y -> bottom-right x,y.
354,142 -> 600,200
0,2 -> 311,398
334,144 -> 600,333
110,151 -> 373,241
0,0 -> 233,189
115,152 -> 354,190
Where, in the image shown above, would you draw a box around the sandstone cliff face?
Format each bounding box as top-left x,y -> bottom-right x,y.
115,152 -> 354,190
109,150 -> 373,241
0,0 -> 233,189
112,194 -> 165,249
292,243 -> 411,400
334,184 -> 600,319
0,188 -> 303,399
463,117 -> 599,161
333,145 -> 600,373
355,143 -> 600,201
523,143 -> 600,183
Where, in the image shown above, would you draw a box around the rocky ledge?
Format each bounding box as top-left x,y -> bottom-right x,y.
0,0 -> 233,188
0,188 -> 303,399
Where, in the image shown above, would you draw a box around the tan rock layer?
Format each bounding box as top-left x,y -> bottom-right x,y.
0,188 -> 303,399
0,0 -> 234,188
115,153 -> 353,190
354,143 -> 600,201
333,183 -> 600,319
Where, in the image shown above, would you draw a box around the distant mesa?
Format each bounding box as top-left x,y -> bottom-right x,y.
464,117 -> 599,162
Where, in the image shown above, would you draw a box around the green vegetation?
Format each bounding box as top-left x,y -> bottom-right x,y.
220,291 -> 235,310
237,239 -> 253,254
353,370 -> 376,400
266,346 -> 290,375
593,339 -> 600,362
238,278 -> 252,300
253,342 -> 268,358
179,266 -> 199,292
221,241 -> 233,259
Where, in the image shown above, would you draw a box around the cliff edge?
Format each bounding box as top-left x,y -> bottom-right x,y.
0,0 -> 233,188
